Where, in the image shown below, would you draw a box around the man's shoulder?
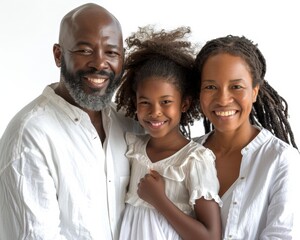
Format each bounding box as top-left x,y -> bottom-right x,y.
108,102 -> 143,133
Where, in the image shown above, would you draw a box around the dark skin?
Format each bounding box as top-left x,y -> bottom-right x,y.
52,3 -> 124,143
200,54 -> 260,196
203,124 -> 258,196
136,79 -> 221,240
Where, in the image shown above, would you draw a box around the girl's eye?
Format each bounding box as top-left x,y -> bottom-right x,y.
161,100 -> 172,104
203,85 -> 216,90
138,101 -> 149,105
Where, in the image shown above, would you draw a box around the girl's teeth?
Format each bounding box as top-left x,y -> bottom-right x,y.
150,121 -> 164,126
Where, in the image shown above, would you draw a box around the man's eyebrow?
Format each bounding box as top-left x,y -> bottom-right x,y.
74,41 -> 93,47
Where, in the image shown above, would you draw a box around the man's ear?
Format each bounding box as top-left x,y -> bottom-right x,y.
53,44 -> 62,67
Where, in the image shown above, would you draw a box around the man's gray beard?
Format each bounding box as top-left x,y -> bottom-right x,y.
63,77 -> 115,111
60,57 -> 122,111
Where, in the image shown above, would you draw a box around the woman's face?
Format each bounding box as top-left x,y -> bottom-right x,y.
200,53 -> 259,134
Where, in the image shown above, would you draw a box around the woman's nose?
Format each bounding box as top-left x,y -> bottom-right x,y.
215,89 -> 233,105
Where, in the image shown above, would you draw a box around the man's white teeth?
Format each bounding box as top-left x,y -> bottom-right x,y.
215,110 -> 235,116
88,78 -> 105,84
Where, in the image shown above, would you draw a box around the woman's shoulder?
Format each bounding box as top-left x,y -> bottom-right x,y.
253,128 -> 298,155
193,132 -> 211,145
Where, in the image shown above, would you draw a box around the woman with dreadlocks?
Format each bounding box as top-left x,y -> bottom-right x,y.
115,26 -> 222,240
194,35 -> 300,239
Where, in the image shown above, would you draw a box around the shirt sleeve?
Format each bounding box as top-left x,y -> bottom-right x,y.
0,140 -> 66,239
185,147 -> 222,207
260,146 -> 300,239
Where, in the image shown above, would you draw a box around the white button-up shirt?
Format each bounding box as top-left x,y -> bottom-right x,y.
195,128 -> 300,240
0,83 -> 142,240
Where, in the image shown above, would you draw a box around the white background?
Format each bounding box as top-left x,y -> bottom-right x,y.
1,0 -> 299,143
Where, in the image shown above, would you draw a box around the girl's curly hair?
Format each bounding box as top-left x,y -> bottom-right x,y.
115,25 -> 201,138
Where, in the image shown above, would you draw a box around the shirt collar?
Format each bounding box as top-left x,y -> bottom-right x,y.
195,127 -> 272,155
43,83 -> 112,125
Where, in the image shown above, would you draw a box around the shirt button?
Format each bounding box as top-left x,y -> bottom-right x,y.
74,117 -> 79,122
240,176 -> 245,180
233,201 -> 237,205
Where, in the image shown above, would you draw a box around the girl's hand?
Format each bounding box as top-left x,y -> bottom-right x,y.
137,170 -> 166,207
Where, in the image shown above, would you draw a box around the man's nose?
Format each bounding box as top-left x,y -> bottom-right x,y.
88,51 -> 108,70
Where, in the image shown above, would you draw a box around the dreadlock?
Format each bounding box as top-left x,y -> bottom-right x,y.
195,35 -> 297,149
115,25 -> 201,139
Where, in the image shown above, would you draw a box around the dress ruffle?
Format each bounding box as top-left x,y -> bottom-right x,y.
121,132 -> 222,239
125,132 -> 217,182
125,132 -> 222,209
190,188 -> 223,207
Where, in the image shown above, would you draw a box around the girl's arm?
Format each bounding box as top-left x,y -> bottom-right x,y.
138,170 -> 221,240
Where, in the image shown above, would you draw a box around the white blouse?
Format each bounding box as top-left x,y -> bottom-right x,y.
195,128 -> 300,240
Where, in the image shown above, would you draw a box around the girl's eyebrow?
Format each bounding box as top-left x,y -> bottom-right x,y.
137,96 -> 148,99
138,95 -> 174,99
202,79 -> 215,83
202,79 -> 244,83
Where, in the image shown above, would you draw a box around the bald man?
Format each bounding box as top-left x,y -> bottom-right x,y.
0,3 -> 142,239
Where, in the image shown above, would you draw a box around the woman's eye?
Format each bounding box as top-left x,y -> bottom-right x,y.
161,100 -> 172,104
232,85 -> 243,89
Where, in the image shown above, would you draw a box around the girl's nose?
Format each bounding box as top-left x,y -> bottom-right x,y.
148,105 -> 162,117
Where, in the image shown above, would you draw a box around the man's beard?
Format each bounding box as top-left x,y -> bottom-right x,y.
60,57 -> 122,111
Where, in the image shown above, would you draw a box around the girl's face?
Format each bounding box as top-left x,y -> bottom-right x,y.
200,53 -> 259,134
136,77 -> 190,139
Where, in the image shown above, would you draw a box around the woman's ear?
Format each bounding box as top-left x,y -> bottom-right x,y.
53,44 -> 62,67
252,84 -> 260,103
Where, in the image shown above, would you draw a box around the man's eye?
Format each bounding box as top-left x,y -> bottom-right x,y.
106,51 -> 120,57
72,49 -> 93,56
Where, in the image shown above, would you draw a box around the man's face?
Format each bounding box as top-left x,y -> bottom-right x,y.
57,8 -> 124,111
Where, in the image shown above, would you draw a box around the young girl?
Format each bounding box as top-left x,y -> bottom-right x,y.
115,26 -> 222,240
194,35 -> 300,239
